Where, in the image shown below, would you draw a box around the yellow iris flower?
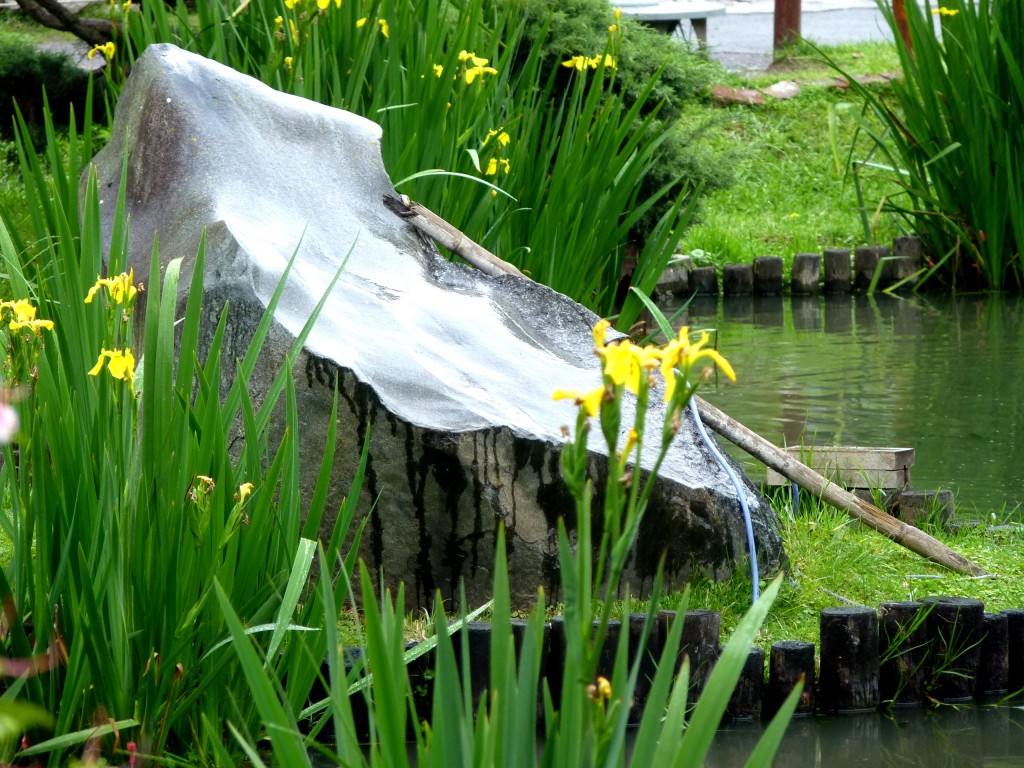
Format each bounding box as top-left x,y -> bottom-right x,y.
659,327 -> 735,402
465,65 -> 498,84
89,348 -> 137,384
557,319 -> 736,417
553,386 -> 606,418
85,269 -> 138,305
87,42 -> 116,61
1,299 -> 54,333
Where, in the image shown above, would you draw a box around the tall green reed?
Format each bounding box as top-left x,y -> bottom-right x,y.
835,0 -> 1024,290
0,96 -> 367,764
113,0 -> 692,328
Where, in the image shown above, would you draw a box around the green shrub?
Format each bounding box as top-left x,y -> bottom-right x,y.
507,0 -> 719,121
0,34 -> 103,140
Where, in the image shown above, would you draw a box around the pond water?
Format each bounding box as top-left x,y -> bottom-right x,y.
666,293 -> 1024,516
706,702 -> 1024,767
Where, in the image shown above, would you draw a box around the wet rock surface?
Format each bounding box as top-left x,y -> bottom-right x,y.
86,44 -> 784,608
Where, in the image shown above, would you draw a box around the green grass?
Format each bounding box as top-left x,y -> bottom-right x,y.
685,497 -> 1024,652
677,42 -> 906,274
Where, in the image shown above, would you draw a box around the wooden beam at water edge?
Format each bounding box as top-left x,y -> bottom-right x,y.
693,396 -> 987,577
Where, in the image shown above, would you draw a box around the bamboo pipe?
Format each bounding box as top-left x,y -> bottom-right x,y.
383,195 -> 525,278
382,194 -> 986,577
694,395 -> 987,577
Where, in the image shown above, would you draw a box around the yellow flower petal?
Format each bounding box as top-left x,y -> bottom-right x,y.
591,318 -> 611,350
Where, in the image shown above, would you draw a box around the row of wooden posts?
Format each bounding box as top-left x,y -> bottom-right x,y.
655,236 -> 926,299
368,597 -> 1023,728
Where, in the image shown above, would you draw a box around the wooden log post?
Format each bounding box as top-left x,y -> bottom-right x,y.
693,396 -> 987,576
819,606 -> 879,713
1002,609 -> 1024,692
879,601 -> 928,706
923,596 -> 985,703
753,256 -> 784,295
979,612 -> 1009,696
690,266 -> 719,295
722,263 -> 753,296
627,613 -> 662,723
823,248 -> 851,293
664,608 -> 721,703
791,252 -> 821,295
767,640 -> 815,717
853,246 -> 882,291
726,646 -> 765,720
773,0 -> 802,50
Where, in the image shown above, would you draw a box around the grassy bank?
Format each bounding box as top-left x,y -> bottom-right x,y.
677,41 -> 906,275
685,497 -> 1024,651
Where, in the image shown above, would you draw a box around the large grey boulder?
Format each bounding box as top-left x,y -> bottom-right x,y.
87,44 -> 784,609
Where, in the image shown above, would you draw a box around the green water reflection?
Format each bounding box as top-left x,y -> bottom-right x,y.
670,294 -> 1024,514
706,704 -> 1024,767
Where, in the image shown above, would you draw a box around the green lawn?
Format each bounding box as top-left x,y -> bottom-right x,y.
677,42 -> 907,275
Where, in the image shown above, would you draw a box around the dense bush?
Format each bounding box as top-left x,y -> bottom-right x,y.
506,0 -> 729,239
0,33 -> 102,139
508,0 -> 718,121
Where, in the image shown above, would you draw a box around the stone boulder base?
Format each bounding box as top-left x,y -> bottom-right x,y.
87,44 -> 784,609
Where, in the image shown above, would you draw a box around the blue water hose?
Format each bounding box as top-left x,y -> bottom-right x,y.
688,398 -> 760,603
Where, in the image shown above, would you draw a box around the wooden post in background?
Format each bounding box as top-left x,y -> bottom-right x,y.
774,0 -> 801,52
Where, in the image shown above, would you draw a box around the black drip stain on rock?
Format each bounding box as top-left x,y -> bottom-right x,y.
425,431 -> 474,602
404,425 -> 435,607
305,354 -> 385,571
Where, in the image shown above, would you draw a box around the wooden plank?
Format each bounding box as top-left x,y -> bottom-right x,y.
766,446 -> 913,488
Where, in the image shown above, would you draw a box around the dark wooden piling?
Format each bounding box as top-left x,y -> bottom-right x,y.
547,616 -> 567,704
823,248 -> 851,293
722,263 -> 753,296
767,640 -> 815,717
923,596 -> 985,703
890,489 -> 954,529
979,612 -> 1009,696
753,256 -> 784,295
725,646 -> 764,720
893,235 -> 923,258
791,252 -> 821,294
1000,608 -> 1024,693
853,246 -> 882,291
627,613 -> 662,722
878,601 -> 928,706
690,266 -> 719,295
652,266 -> 689,302
666,608 -> 721,703
819,606 -> 880,713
